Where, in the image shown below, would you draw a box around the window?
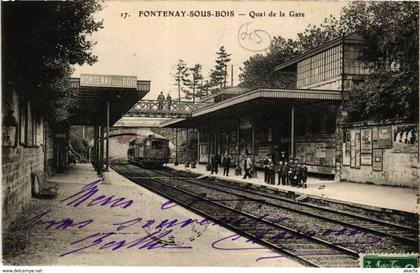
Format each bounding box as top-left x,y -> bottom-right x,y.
343,44 -> 368,75
297,45 -> 343,88
18,99 -> 43,147
151,140 -> 163,149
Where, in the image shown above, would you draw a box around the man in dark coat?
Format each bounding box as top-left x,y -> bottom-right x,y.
287,159 -> 296,186
299,163 -> 308,188
263,154 -> 271,183
210,153 -> 220,174
222,152 -> 231,176
157,91 -> 165,110
268,161 -> 275,184
166,93 -> 172,110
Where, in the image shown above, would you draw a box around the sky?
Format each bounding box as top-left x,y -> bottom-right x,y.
73,0 -> 348,100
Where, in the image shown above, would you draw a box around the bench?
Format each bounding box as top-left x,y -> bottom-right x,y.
31,171 -> 58,199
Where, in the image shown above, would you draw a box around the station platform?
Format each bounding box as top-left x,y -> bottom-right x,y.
3,163 -> 301,267
167,163 -> 419,214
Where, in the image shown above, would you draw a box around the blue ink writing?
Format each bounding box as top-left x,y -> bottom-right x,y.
60,178 -> 134,209
60,229 -> 191,257
25,209 -> 93,230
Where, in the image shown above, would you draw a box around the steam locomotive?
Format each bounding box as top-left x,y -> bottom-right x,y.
127,135 -> 170,167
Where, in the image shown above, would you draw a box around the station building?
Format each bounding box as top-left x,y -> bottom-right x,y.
162,34 -> 419,187
2,73 -> 149,228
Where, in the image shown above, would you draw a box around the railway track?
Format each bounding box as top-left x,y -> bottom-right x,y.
151,168 -> 419,245
111,164 -> 418,267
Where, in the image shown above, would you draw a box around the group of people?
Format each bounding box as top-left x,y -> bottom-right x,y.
209,152 -> 308,187
210,152 -> 232,176
263,154 -> 308,187
157,91 -> 172,110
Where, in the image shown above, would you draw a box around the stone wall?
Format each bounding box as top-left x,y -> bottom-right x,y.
340,123 -> 419,187
2,146 -> 44,228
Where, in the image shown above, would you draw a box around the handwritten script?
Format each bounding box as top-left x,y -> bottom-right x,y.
24,178 -> 382,261
238,22 -> 271,52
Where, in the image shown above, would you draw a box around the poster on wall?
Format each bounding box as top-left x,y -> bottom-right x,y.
372,149 -> 383,171
342,131 -> 351,166
360,153 -> 372,166
372,126 -> 392,149
360,128 -> 372,153
392,124 -> 418,153
355,131 -> 361,168
315,143 -> 327,157
350,130 -> 356,168
342,143 -> 351,166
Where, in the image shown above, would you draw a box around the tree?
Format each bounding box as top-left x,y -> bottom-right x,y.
239,37 -> 300,89
184,64 -> 204,102
173,59 -> 190,101
341,1 -> 419,121
239,1 -> 418,122
295,15 -> 343,51
2,1 -> 103,122
210,46 -> 231,91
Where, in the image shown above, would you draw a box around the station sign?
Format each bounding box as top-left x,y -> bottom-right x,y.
80,74 -> 137,89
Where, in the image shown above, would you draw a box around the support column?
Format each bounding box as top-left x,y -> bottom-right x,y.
251,118 -> 257,178
100,123 -> 104,172
208,127 -> 212,165
216,124 -> 219,155
186,128 -> 190,167
175,127 -> 178,166
291,103 -> 295,159
94,124 -> 98,166
106,101 -> 110,170
197,129 -> 200,164
95,123 -> 100,173
236,119 -> 240,164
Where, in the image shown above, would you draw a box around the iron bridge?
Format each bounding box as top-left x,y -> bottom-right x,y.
125,100 -> 209,118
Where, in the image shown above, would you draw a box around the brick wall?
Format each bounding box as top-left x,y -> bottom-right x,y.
2,146 -> 44,228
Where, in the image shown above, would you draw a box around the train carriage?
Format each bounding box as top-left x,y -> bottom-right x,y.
128,135 -> 170,167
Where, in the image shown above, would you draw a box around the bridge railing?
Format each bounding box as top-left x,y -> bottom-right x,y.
125,100 -> 210,118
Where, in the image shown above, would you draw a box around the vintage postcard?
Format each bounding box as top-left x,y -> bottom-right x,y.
2,0 -> 419,272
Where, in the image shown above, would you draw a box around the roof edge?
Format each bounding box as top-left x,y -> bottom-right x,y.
274,33 -> 362,72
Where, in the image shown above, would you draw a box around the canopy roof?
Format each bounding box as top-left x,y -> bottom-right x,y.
160,88 -> 342,128
68,74 -> 150,126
